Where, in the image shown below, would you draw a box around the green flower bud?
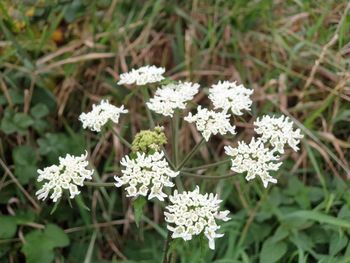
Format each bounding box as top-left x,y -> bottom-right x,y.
131,126 -> 167,154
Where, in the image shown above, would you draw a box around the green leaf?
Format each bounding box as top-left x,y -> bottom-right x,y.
0,216 -> 17,239
282,210 -> 350,228
13,145 -> 37,166
133,197 -> 146,227
0,109 -> 16,134
13,113 -> 34,129
330,232 -> 348,256
0,109 -> 34,135
30,103 -> 49,119
260,238 -> 287,263
12,145 -> 37,184
22,224 -> 69,263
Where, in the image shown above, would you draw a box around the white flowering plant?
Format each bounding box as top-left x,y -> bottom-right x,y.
33,65 -> 303,261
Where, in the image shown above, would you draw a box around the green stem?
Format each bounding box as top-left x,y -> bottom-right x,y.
112,129 -> 132,148
84,182 -> 115,187
176,138 -> 205,171
162,231 -> 172,263
141,86 -> 155,129
180,171 -> 235,180
182,159 -> 231,171
173,110 -> 180,166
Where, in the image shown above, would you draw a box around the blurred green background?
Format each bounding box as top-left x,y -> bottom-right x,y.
1,0 -> 350,262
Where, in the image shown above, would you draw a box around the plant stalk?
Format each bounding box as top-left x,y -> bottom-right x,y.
112,129 -> 132,148
84,182 -> 115,187
162,231 -> 172,263
176,137 -> 205,171
141,86 -> 155,128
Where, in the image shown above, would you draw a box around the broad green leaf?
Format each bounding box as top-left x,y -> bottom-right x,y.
260,238 -> 287,263
0,216 -> 17,239
330,232 -> 348,256
282,210 -> 350,228
22,224 -> 69,263
30,103 -> 49,119
12,145 -> 37,184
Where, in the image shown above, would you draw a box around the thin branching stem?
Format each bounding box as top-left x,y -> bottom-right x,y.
141,86 -> 155,128
162,231 -> 172,263
180,171 -> 235,180
84,182 -> 115,187
176,137 -> 205,171
112,129 -> 132,148
182,158 -> 231,171
173,110 -> 180,166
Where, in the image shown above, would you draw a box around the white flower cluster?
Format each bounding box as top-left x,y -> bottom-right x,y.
118,65 -> 165,86
165,186 -> 230,250
147,82 -> 200,117
115,151 -> 179,201
254,115 -> 303,153
36,152 -> 93,202
209,81 -> 253,115
224,138 -> 282,188
79,100 -> 128,132
185,106 -> 236,141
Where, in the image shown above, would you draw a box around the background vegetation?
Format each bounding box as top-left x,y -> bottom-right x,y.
1,0 -> 350,262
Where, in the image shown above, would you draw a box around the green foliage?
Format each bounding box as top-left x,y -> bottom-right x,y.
12,145 -> 38,184
22,224 -> 69,263
0,216 -> 17,239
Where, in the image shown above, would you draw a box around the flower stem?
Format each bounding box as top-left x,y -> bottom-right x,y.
176,137 -> 205,171
180,171 -> 235,180
182,158 -> 231,171
141,86 -> 155,129
112,129 -> 132,148
162,231 -> 172,263
84,182 -> 115,187
173,110 -> 180,166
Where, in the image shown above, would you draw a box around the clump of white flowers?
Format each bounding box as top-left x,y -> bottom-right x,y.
79,100 -> 128,132
147,82 -> 200,117
114,151 -> 179,201
34,63 -> 304,257
165,186 -> 230,250
185,106 -> 236,141
36,152 -> 93,202
118,65 -> 165,86
224,138 -> 282,188
209,81 -> 253,115
254,115 -> 303,153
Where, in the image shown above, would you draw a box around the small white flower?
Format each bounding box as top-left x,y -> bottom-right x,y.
209,81 -> 253,115
147,82 -> 200,117
184,106 -> 236,141
117,65 -> 165,86
79,100 -> 128,132
254,115 -> 303,153
224,138 -> 281,188
115,151 -> 179,201
165,186 -> 230,250
36,152 -> 93,202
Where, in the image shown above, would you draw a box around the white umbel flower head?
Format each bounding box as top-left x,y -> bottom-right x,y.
165,186 -> 230,250
117,65 -> 165,86
224,138 -> 281,188
36,152 -> 93,202
115,151 -> 179,201
254,115 -> 303,153
147,82 -> 200,117
184,106 -> 236,141
209,81 -> 253,115
79,100 -> 128,132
